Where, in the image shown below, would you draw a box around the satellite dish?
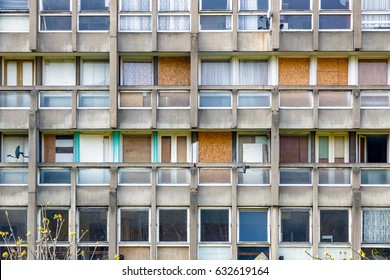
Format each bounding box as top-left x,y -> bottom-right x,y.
7,145 -> 28,159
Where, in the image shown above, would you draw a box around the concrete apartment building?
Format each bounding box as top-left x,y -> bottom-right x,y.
1,0 -> 390,260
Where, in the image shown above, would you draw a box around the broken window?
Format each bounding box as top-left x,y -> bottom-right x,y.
120,209 -> 149,242
200,209 -> 230,242
320,209 -> 349,243
362,209 -> 390,244
238,134 -> 269,163
359,134 -> 388,163
158,209 -> 188,242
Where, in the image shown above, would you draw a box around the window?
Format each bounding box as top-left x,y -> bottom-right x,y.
157,168 -> 190,185
199,92 -> 232,108
359,134 -> 388,163
120,0 -> 151,31
362,0 -> 390,30
317,135 -> 347,163
237,92 -> 270,108
158,209 -> 188,242
238,168 -> 270,185
39,92 -> 72,108
361,92 -> 390,108
81,60 -> 109,86
158,0 -> 190,31
122,134 -> 151,162
78,0 -> 109,31
238,209 -> 268,242
40,0 -> 71,31
119,91 -> 151,108
279,91 -> 312,108
78,91 -> 109,108
200,209 -> 230,242
200,61 -> 230,85
199,168 -> 231,185
118,168 -> 151,185
239,60 -> 268,85
160,134 -> 189,163
0,0 -> 29,10
238,134 -> 269,163
279,135 -> 309,163
318,91 -> 352,108
361,169 -> 390,185
0,0 -> 29,32
4,60 -> 34,86
362,209 -> 390,244
279,168 -> 312,185
77,168 -> 110,185
158,91 -> 190,108
0,92 -> 30,108
1,135 -> 28,163
40,209 -> 69,242
280,208 -> 310,243
122,61 -> 153,86
0,209 -> 27,242
319,0 -> 351,30
43,59 -> 75,86
120,208 -> 149,242
39,168 -> 71,185
0,168 -> 28,185
238,0 -> 269,31
280,0 -> 312,30
79,134 -> 111,162
359,60 -> 388,86
320,209 -> 349,243
319,168 -> 351,185
199,0 -> 232,31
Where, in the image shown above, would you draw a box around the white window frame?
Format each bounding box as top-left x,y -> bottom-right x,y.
158,0 -> 191,32
38,168 -> 72,186
198,207 -> 231,244
0,91 -> 30,109
316,134 -> 349,163
279,90 -> 313,109
118,91 -> 152,109
39,91 -> 72,109
238,0 -> 270,32
199,0 -> 232,11
81,60 -> 110,86
0,14 -> 29,32
279,168 -> 312,186
318,168 -> 351,187
280,0 -> 313,31
198,168 -> 232,186
39,0 -> 72,32
77,207 -> 109,244
279,207 -> 312,244
77,91 -> 110,109
77,0 -> 110,32
319,0 -> 352,31
318,91 -> 352,109
361,208 -> 390,245
119,0 -> 152,32
198,91 -> 232,109
362,0 -> 390,31
318,208 -> 351,244
157,207 -> 189,243
38,207 -> 70,244
199,14 -> 232,32
237,91 -> 271,108
237,208 -> 270,244
121,59 -> 154,86
118,168 -> 152,186
118,207 -> 151,244
158,132 -> 191,163
157,90 -> 191,109
360,91 -> 390,109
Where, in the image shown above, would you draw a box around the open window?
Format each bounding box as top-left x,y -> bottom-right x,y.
359,134 -> 388,163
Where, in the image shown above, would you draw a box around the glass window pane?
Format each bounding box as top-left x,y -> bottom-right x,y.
319,169 -> 350,185
39,92 -> 72,108
81,61 -> 109,86
0,92 -> 30,108
79,16 -> 109,31
361,92 -> 390,107
159,0 -> 189,11
319,91 -> 351,107
119,169 -> 151,185
42,0 -> 71,11
199,169 -> 231,185
362,15 -> 390,30
319,136 -> 329,163
123,62 -> 153,86
239,60 -> 268,85
158,16 -> 190,31
239,15 -> 270,30
200,15 -> 232,31
40,16 -> 72,31
0,209 -> 27,242
240,0 -> 268,11
237,247 -> 269,260
201,0 -> 230,10
157,169 -> 189,185
363,210 -> 390,243
0,0 -> 28,10
77,246 -> 108,260
159,209 -> 187,242
238,168 -> 270,185
321,0 -> 350,10
280,91 -> 312,107
281,209 -> 310,242
0,16 -> 29,32
320,210 -> 349,243
158,91 -> 190,107
78,168 -> 110,185
239,210 -> 268,242
0,169 -> 28,185
120,16 -> 152,31
44,60 -> 75,85
238,92 -> 270,108
281,0 -> 311,10
80,0 -> 109,11
199,92 -> 231,108
200,209 -> 229,242
39,169 -> 71,185
319,15 -> 351,30
201,61 -> 230,85
79,209 -> 107,242
120,209 -> 149,242
121,0 -> 150,11
279,169 -> 312,185
362,0 -> 390,10
43,209 -> 69,241
198,246 -> 231,259
280,15 -> 312,30
361,169 -> 390,185
78,92 -> 109,108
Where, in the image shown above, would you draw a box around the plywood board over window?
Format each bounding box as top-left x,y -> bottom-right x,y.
158,57 -> 190,86
317,58 -> 348,86
278,58 -> 310,86
280,135 -> 309,163
198,132 -> 232,163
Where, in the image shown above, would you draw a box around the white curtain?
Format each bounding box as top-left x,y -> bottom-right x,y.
362,15 -> 390,29
240,0 -> 259,10
363,0 -> 390,10
120,15 -> 151,31
0,0 -> 28,9
81,61 -> 109,86
78,92 -> 109,108
158,15 -> 190,31
44,60 -> 75,86
201,61 -> 230,85
363,210 -> 390,243
239,15 -> 258,30
159,0 -> 189,11
121,0 -> 150,11
123,62 -> 153,86
0,16 -> 29,32
239,60 -> 268,85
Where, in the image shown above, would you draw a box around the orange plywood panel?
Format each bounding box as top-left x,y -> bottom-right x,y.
317,58 -> 348,86
279,58 -> 310,86
158,57 -> 190,86
198,132 -> 232,163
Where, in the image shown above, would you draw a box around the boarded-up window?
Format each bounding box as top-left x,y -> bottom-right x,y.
278,58 -> 310,86
43,134 -> 73,162
359,60 -> 388,86
280,136 -> 308,163
198,132 -> 232,163
317,58 -> 348,86
161,135 -> 188,163
158,57 -> 190,86
238,135 -> 269,163
123,135 -> 151,163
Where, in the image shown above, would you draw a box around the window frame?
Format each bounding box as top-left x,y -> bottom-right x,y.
279,90 -> 313,109
118,168 -> 152,186
318,0 -> 352,31
38,168 -> 72,186
279,168 -> 312,186
77,91 -> 110,109
318,91 -> 352,109
315,134 -> 349,163
237,208 -> 270,244
77,208 -> 109,245
280,0 -> 313,31
121,59 -> 154,86
0,91 -> 30,109
362,208 -> 390,245
38,207 -> 70,243
39,91 -> 72,109
4,59 -> 35,86
198,208 -> 231,243
319,208 -> 351,244
118,91 -> 152,109
158,132 -> 191,163
198,91 -> 232,109
39,0 -> 72,32
157,91 -> 190,109
118,207 -> 151,244
119,0 -> 152,32
362,0 -> 390,31
157,208 -> 189,243
280,208 -> 312,244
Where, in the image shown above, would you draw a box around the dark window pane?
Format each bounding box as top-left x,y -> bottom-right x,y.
77,246 -> 108,260
0,209 -> 27,242
79,209 -> 107,242
159,209 -> 187,242
321,0 -> 350,10
319,15 -> 351,29
239,210 -> 268,242
42,0 -> 70,11
320,210 -> 349,242
80,0 -> 109,11
120,210 -> 149,242
200,15 -> 231,30
39,169 -> 71,184
201,0 -> 230,10
237,247 -> 269,260
0,0 -> 28,10
44,209 -> 69,241
280,15 -> 312,30
40,16 -> 72,31
282,0 -> 311,10
79,16 -> 109,31
239,0 -> 268,11
281,210 -> 310,242
200,209 -> 229,242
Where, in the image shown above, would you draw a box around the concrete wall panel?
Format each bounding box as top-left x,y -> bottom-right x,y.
279,110 -> 314,129
197,186 -> 232,206
237,186 -> 271,206
198,109 -> 232,129
77,33 -> 110,52
318,109 -> 353,129
318,187 -> 353,207
237,32 -> 272,52
77,109 -> 110,129
157,110 -> 190,129
158,33 -> 191,52
361,110 -> 390,129
279,186 -> 313,206
0,186 -> 28,205
37,186 -> 71,205
199,33 -> 233,51
118,110 -> 152,129
0,110 -> 29,129
0,34 -> 29,52
318,32 -> 353,51
361,187 -> 390,206
39,110 -> 72,129
157,186 -> 190,206
279,32 -> 313,51
237,110 -> 272,129
117,186 -> 151,206
76,186 -> 109,206
362,32 -> 390,51
118,33 -> 153,52
38,33 -> 73,52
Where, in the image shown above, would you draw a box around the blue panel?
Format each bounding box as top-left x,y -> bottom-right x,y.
239,210 -> 268,242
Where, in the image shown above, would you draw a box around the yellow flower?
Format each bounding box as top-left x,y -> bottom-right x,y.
42,217 -> 50,225
360,251 -> 366,259
2,251 -> 9,259
5,211 -> 8,217
80,250 -> 85,257
53,214 -> 63,221
0,231 -> 6,237
25,231 -> 31,237
69,231 -> 76,237
114,254 -> 120,260
20,250 -> 27,257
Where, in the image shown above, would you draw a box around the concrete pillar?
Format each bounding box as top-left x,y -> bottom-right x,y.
189,166 -> 198,260
312,89 -> 319,129
311,167 -> 319,258
231,167 -> 238,259
69,166 -> 77,259
232,0 -> 238,51
271,0 -> 280,50
353,89 -> 361,129
29,0 -> 37,51
152,0 -> 158,51
151,89 -> 158,129
108,167 -> 118,259
190,33 -> 198,128
270,206 -> 279,260
109,0 -> 118,129
349,131 -> 357,163
150,166 -> 157,259
232,89 -> 237,129
310,131 -> 316,163
351,189 -> 362,259
72,0 -> 77,51
353,0 -> 362,50
36,57 -> 43,86
312,0 -> 319,50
